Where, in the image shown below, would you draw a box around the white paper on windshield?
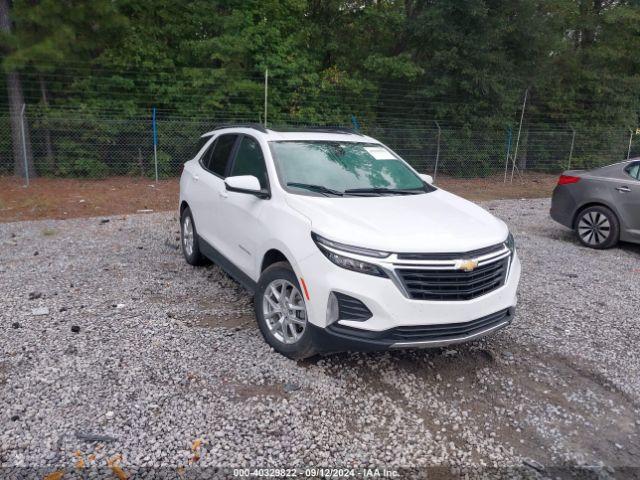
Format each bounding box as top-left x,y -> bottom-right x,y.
364,146 -> 396,160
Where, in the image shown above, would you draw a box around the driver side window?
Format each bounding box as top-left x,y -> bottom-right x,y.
626,162 -> 640,181
230,136 -> 269,189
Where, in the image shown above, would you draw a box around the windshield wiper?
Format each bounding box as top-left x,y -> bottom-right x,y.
343,187 -> 424,195
287,182 -> 344,196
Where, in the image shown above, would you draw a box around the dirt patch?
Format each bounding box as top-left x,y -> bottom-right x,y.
232,383 -> 288,401
0,176 -> 179,222
0,173 -> 558,223
193,313 -> 255,330
437,172 -> 558,201
322,344 -> 639,470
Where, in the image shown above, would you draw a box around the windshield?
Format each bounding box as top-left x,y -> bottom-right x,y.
269,141 -> 429,196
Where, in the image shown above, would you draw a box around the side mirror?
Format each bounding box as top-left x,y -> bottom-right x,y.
419,174 -> 434,184
224,175 -> 269,199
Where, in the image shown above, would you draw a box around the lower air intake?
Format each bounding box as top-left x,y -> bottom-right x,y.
335,292 -> 372,321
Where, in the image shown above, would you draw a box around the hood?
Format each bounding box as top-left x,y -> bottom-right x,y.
285,189 -> 508,253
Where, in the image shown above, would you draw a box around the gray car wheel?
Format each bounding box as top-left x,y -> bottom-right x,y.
575,205 -> 619,249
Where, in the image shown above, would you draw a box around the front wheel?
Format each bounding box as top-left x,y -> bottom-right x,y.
254,262 -> 316,359
180,207 -> 209,265
575,205 -> 619,249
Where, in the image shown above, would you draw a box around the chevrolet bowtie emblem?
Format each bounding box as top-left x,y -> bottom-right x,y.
456,259 -> 479,272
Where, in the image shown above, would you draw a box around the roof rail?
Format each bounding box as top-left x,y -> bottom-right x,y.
210,123 -> 268,133
269,126 -> 363,135
202,124 -> 364,137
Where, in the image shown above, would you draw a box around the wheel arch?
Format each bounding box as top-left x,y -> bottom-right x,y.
179,200 -> 190,216
572,201 -> 620,228
261,249 -> 291,272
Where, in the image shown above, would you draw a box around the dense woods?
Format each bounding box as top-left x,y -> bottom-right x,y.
1,0 -> 639,177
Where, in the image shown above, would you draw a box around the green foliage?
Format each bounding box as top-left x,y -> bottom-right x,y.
0,114 -> 11,174
0,0 -> 638,177
2,0 -> 128,71
147,150 -> 173,179
54,139 -> 108,178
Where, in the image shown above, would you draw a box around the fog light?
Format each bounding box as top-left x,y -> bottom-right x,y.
326,292 -> 339,325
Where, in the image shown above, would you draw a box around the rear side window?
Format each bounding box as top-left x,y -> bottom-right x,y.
207,134 -> 237,177
626,162 -> 640,180
193,136 -> 212,160
230,136 -> 268,189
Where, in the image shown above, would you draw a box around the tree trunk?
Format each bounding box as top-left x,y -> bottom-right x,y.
5,71 -> 34,178
39,75 -> 55,171
0,0 -> 34,178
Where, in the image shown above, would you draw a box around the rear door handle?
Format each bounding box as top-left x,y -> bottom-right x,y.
193,174 -> 199,182
219,190 -> 228,198
616,186 -> 630,193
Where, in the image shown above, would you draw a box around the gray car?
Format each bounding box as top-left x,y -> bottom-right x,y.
550,159 -> 640,248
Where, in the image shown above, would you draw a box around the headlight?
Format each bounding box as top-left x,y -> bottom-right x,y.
311,233 -> 388,277
311,233 -> 389,258
505,232 -> 515,253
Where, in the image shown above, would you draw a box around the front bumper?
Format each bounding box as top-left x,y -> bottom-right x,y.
299,248 -> 521,332
309,306 -> 515,353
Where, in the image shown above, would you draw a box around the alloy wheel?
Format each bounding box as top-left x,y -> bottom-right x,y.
262,279 -> 307,344
577,211 -> 611,246
182,215 -> 194,257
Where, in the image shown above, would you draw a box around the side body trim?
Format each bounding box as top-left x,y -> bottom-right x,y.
198,235 -> 257,294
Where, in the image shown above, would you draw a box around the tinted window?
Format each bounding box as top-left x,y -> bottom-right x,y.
208,134 -> 237,176
193,136 -> 212,160
230,136 -> 268,189
626,162 -> 640,180
199,138 -> 217,168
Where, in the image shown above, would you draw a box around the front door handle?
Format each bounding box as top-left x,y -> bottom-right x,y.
219,190 -> 228,198
193,174 -> 199,182
616,186 -> 630,193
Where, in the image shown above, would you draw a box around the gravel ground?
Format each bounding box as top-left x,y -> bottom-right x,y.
0,198 -> 639,478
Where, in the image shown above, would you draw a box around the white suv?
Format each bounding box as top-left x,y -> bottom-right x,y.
179,125 -> 521,359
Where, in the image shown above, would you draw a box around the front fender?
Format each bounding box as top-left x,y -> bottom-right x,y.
254,204 -> 313,281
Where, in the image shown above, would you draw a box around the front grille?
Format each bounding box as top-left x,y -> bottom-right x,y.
396,243 -> 504,261
335,292 -> 372,321
397,258 -> 509,301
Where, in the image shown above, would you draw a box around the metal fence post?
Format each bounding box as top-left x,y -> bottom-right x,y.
503,126 -> 512,183
20,103 -> 29,187
567,127 -> 576,170
433,120 -> 441,181
264,68 -> 269,128
627,129 -> 633,160
351,114 -> 360,132
510,88 -> 528,183
152,106 -> 158,182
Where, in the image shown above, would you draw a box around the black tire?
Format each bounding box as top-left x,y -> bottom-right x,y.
180,207 -> 209,266
254,262 -> 317,360
574,205 -> 619,249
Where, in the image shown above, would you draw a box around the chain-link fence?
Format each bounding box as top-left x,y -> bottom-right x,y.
1,108 -> 638,183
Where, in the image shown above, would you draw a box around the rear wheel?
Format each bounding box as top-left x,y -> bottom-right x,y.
255,262 -> 316,359
575,205 -> 619,249
180,207 -> 209,265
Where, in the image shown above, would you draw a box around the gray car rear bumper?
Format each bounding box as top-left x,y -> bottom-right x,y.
550,185 -> 577,228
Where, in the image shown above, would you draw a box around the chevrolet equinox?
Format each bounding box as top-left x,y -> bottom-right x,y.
179,125 -> 520,359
